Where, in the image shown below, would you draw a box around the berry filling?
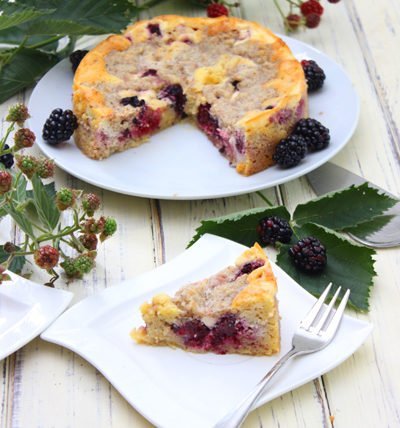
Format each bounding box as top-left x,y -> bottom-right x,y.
142,69 -> 158,77
119,105 -> 162,141
238,259 -> 265,276
147,23 -> 161,36
171,313 -> 256,354
158,84 -> 187,116
120,96 -> 145,107
197,104 -> 245,164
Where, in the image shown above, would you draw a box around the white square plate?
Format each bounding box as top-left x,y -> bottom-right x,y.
41,235 -> 372,428
0,272 -> 73,361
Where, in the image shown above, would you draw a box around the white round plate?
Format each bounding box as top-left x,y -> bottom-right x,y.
28,36 -> 359,200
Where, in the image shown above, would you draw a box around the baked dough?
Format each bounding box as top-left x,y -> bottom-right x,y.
73,15 -> 307,175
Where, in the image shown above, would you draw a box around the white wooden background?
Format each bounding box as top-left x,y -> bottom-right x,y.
1,0 -> 400,427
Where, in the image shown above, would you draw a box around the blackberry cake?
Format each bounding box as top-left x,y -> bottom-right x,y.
131,243 -> 280,356
73,15 -> 307,175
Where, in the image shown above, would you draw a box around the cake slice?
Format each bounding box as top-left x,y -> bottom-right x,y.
131,243 -> 280,356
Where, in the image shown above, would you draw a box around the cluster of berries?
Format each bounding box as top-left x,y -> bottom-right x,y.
190,0 -> 340,29
257,216 -> 327,273
273,59 -> 328,168
0,104 -> 33,170
285,0 -> 341,31
0,104 -> 118,285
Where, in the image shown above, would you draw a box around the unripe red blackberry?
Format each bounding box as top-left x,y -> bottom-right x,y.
3,242 -> 16,253
14,128 -> 36,150
285,14 -> 302,31
300,0 -> 324,17
0,171 -> 12,194
6,104 -> 30,126
305,13 -> 321,28
37,158 -> 55,179
81,193 -> 101,216
79,233 -> 98,251
207,3 -> 229,17
34,245 -> 60,270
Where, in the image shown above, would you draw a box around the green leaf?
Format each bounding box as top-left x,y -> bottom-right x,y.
11,173 -> 28,204
0,245 -> 26,274
276,223 -> 376,312
31,174 -> 60,231
24,0 -> 141,35
188,206 -> 291,248
0,47 -> 58,103
344,215 -> 395,239
2,203 -> 35,238
293,183 -> 397,231
0,2 -> 54,31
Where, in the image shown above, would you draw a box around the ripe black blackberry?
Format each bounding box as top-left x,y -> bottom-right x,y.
289,236 -> 327,273
257,216 -> 293,246
293,118 -> 330,151
42,109 -> 78,145
69,50 -> 89,73
301,60 -> 326,92
0,144 -> 14,168
273,135 -> 307,168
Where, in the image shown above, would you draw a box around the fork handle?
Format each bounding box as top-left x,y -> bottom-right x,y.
214,347 -> 298,428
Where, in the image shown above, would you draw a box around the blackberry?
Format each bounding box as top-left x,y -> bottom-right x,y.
120,96 -> 145,108
257,216 -> 293,246
301,60 -> 326,91
69,50 -> 89,73
42,108 -> 78,145
147,23 -> 161,36
273,135 -> 307,168
0,144 -> 14,168
293,118 -> 330,151
34,245 -> 59,270
207,3 -> 229,17
158,84 -> 187,116
289,236 -> 327,273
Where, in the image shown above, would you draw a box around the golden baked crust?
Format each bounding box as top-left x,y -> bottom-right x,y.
74,15 -> 307,175
131,243 -> 280,356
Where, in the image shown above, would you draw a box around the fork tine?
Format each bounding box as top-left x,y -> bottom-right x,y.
313,286 -> 342,334
300,283 -> 332,330
324,289 -> 351,337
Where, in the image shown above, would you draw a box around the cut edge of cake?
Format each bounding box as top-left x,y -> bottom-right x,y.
130,243 -> 280,356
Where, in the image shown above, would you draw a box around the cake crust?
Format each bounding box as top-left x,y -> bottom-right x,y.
73,15 -> 307,175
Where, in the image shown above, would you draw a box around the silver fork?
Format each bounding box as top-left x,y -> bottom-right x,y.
214,283 -> 350,428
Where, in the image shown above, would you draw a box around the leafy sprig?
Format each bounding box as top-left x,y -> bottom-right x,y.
0,0 -> 163,103
189,187 -> 398,311
0,104 -> 117,286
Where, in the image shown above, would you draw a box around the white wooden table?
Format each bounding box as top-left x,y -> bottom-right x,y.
1,1 -> 400,427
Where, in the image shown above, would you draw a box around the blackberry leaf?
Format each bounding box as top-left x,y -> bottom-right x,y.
0,47 -> 58,103
188,206 -> 291,248
0,3 -> 54,31
277,223 -> 375,312
293,183 -> 397,230
31,174 -> 60,231
0,245 -> 26,274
